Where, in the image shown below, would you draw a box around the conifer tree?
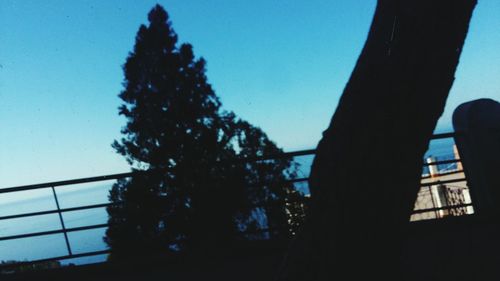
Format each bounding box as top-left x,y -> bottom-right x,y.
105,4 -> 303,261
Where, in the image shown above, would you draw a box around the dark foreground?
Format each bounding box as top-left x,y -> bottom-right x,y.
3,215 -> 500,281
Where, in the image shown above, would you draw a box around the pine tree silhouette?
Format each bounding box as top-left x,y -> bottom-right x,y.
105,4 -> 304,261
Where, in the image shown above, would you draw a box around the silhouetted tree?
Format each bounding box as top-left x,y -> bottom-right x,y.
277,0 -> 477,280
105,4 -> 301,261
0,260 -> 62,274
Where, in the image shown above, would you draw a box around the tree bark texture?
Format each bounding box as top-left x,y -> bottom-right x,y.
277,0 -> 476,280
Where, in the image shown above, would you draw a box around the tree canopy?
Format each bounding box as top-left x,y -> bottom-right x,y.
105,4 -> 304,261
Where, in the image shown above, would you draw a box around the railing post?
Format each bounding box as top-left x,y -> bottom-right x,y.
426,156 -> 439,177
51,186 -> 72,256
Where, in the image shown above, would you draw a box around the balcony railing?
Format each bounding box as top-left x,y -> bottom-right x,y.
0,132 -> 471,271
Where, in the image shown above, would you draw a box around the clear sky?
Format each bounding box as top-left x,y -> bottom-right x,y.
1,0 -> 499,187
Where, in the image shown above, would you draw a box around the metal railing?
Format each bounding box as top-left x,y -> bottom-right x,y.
0,173 -> 135,271
0,132 -> 471,270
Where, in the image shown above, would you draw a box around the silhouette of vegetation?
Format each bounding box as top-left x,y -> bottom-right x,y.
105,4 -> 304,261
0,260 -> 62,274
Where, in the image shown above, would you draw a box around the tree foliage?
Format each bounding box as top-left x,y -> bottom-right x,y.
105,4 -> 303,260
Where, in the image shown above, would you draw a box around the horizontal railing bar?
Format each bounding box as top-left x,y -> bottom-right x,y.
0,202 -> 116,221
0,229 -> 65,241
59,202 -> 116,213
0,223 -> 109,241
420,177 -> 467,187
0,249 -> 111,270
0,150 -> 318,194
213,171 -> 464,196
0,209 -> 61,221
0,172 -> 138,194
286,174 -> 464,186
0,132 -> 457,194
287,177 -> 309,184
242,132 -> 457,163
423,159 -> 461,166
430,132 -> 458,139
421,170 -> 464,180
412,203 -> 473,215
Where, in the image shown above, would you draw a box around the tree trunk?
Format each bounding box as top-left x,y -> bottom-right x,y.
277,0 -> 476,280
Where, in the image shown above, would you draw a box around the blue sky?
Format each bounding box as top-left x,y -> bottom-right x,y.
1,0 -> 499,187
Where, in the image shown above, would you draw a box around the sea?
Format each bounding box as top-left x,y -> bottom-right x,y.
0,137 -> 456,266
